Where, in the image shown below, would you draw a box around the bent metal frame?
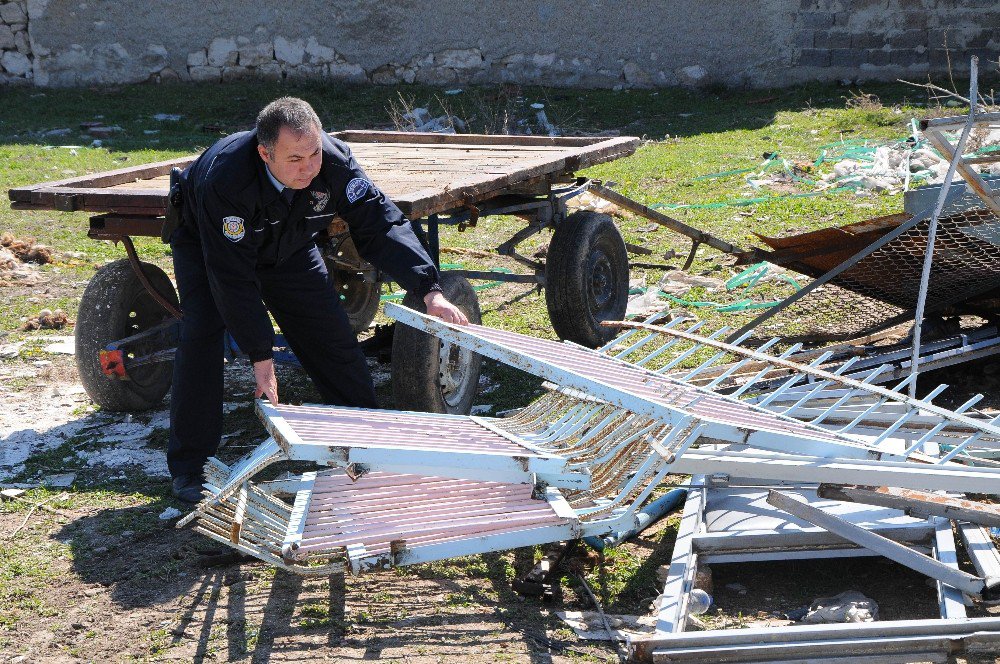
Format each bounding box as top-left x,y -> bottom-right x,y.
183,307 -> 1000,571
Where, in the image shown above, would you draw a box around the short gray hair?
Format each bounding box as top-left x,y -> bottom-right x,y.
256,97 -> 322,155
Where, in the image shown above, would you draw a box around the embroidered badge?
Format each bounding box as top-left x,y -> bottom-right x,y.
309,189 -> 330,212
345,177 -> 370,204
222,216 -> 245,242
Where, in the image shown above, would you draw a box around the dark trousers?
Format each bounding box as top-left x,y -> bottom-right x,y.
167,226 -> 377,479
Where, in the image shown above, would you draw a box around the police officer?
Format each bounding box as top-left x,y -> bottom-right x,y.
168,97 -> 467,503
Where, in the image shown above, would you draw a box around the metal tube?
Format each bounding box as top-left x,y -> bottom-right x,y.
910,57 -> 981,399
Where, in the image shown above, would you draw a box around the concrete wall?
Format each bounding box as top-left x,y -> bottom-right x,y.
1,0 -> 997,89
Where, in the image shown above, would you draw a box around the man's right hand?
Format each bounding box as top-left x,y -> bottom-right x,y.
253,359 -> 279,404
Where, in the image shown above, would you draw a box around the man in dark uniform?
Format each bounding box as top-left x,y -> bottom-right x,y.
168,97 -> 467,503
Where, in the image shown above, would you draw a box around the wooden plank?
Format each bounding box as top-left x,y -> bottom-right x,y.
8,155 -> 195,201
331,130 -> 607,147
9,134 -> 639,219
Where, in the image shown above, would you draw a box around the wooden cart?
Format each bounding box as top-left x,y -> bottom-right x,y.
9,131 -> 640,414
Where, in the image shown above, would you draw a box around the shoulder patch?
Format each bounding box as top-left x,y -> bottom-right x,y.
345,177 -> 370,204
222,216 -> 245,242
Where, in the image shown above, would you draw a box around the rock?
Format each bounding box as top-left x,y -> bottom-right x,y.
186,49 -> 207,67
255,61 -> 283,81
304,37 -> 336,64
678,64 -> 708,86
623,61 -> 651,87
370,64 -> 401,85
327,60 -> 366,83
221,65 -> 250,82
142,44 -> 168,72
14,29 -> 29,54
273,36 -> 304,66
188,65 -> 221,82
0,2 -> 26,24
206,37 -> 237,67
285,63 -> 324,79
1,50 -> 30,76
529,52 -> 555,68
0,24 -> 14,50
436,48 -> 483,69
157,67 -> 180,82
725,582 -> 748,595
238,41 -> 273,67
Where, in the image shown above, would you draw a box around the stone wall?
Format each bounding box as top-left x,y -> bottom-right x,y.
4,1 -> 998,89
0,0 -> 30,84
796,0 -> 998,82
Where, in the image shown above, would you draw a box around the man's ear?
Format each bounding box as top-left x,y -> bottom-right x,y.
257,144 -> 270,163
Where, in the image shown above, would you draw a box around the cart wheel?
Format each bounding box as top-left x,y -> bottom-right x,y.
76,259 -> 178,412
391,273 -> 483,414
545,210 -> 629,347
325,236 -> 381,334
332,271 -> 381,334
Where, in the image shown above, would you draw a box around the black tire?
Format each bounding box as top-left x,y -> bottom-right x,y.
391,273 -> 483,414
324,236 -> 381,334
75,259 -> 179,412
545,210 -> 629,347
332,272 -> 381,335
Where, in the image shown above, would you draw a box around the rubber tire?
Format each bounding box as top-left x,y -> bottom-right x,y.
332,271 -> 381,335
325,236 -> 381,335
391,273 -> 483,414
75,259 -> 179,412
545,210 -> 629,347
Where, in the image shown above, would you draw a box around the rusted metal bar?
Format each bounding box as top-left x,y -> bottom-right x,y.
817,484 -> 1000,528
588,181 -> 746,256
88,214 -> 164,240
120,235 -> 183,319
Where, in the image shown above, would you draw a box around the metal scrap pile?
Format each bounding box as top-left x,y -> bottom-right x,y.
177,98 -> 1000,662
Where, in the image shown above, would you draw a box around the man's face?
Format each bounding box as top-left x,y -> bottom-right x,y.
257,125 -> 323,190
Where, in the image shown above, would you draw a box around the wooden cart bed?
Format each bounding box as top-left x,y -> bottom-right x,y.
8,131 -> 639,221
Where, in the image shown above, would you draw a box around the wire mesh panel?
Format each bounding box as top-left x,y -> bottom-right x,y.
741,206 -> 1000,342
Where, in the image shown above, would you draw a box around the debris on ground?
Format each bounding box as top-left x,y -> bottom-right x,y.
626,286 -> 669,318
657,271 -> 725,296
86,125 -> 123,139
0,233 -> 53,264
556,610 -> 656,641
43,336 -> 75,355
0,341 -> 24,359
21,309 -> 71,331
566,190 -> 622,217
44,472 -> 76,488
798,590 -> 879,624
159,507 -> 183,520
398,107 -> 466,134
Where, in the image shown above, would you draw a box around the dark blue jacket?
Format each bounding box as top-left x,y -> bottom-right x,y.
179,129 -> 439,362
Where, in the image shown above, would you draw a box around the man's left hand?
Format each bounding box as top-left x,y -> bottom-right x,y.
423,290 -> 469,325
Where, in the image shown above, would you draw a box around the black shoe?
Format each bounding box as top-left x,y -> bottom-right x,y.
171,474 -> 205,504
